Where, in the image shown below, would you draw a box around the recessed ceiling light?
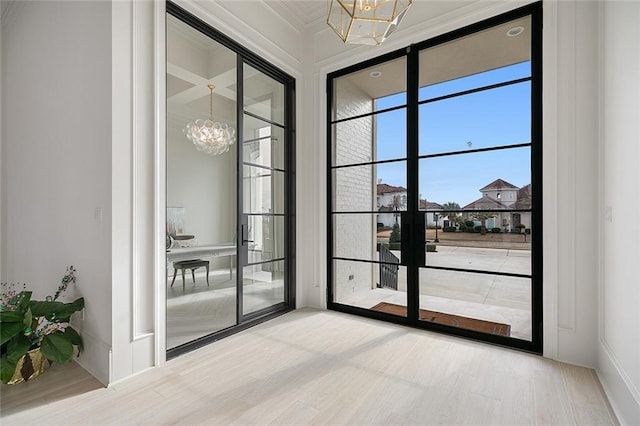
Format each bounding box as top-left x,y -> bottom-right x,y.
506,26 -> 524,37
369,70 -> 382,78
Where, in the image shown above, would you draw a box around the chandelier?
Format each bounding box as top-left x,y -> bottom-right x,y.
327,0 -> 412,46
183,84 -> 236,155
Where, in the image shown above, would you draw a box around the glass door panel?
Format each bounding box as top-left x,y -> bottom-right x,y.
418,269 -> 531,340
242,260 -> 285,315
243,115 -> 285,170
329,55 -> 409,317
418,16 -> 532,101
332,56 -> 407,121
416,14 -> 534,343
332,109 -> 407,166
166,14 -> 238,350
241,63 -> 287,317
418,82 -> 532,156
333,259 -> 408,316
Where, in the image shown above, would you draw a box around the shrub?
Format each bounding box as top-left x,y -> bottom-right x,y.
389,223 -> 401,243
388,242 -> 401,250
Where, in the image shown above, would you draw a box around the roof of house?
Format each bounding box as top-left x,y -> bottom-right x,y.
377,183 -> 406,195
420,200 -> 444,210
378,206 -> 395,212
516,183 -> 532,209
479,178 -> 519,192
462,196 -> 509,210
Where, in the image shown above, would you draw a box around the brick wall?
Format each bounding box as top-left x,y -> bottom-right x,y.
332,78 -> 377,302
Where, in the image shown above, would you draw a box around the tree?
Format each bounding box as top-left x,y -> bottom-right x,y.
471,212 -> 497,235
392,195 -> 402,224
442,202 -> 462,227
389,222 -> 401,243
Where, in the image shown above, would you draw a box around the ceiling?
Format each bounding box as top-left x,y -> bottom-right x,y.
265,0 -> 327,27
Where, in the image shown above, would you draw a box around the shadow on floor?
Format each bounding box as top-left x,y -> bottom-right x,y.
0,361 -> 104,417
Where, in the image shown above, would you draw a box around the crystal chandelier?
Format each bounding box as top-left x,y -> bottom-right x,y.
327,0 -> 412,46
183,84 -> 236,155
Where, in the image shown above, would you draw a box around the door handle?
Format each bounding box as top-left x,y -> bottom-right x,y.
242,224 -> 254,244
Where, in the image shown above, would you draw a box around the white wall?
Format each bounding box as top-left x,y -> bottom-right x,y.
597,2 -> 640,424
110,0 -> 158,382
1,1 -> 112,384
554,0 -> 600,368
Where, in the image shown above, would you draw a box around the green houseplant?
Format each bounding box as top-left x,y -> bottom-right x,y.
0,266 -> 84,384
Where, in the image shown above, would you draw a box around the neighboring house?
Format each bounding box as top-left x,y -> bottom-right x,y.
376,183 -> 406,227
376,182 -> 443,227
462,179 -> 531,231
420,199 -> 445,227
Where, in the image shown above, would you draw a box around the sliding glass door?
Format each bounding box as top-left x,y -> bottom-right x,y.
328,3 -> 542,353
240,63 -> 288,318
166,2 -> 295,357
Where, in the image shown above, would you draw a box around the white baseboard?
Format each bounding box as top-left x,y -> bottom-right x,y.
73,327 -> 111,386
597,343 -> 640,425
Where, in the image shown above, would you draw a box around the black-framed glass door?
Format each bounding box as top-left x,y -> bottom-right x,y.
239,62 -> 289,320
166,2 -> 295,358
327,3 -> 542,353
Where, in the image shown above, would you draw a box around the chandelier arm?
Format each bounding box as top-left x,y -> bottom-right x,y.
208,84 -> 215,119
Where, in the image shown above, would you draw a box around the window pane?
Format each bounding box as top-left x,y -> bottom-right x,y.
333,213 -> 404,264
333,161 -> 406,212
243,63 -> 285,125
243,113 -> 284,170
419,81 -> 531,156
419,16 -> 531,101
166,13 -> 238,349
247,215 -> 284,264
418,147 -> 531,211
243,166 -> 284,214
243,260 -> 284,314
423,226 -> 532,276
333,259 -> 407,314
419,268 -> 531,341
333,57 -> 406,121
332,108 -> 406,167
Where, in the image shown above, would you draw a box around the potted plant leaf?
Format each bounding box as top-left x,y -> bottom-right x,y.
0,266 -> 84,384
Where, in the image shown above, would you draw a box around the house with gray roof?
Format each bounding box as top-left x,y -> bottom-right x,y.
462,179 -> 531,231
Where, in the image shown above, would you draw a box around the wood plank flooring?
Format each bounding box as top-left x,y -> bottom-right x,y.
1,308 -> 617,425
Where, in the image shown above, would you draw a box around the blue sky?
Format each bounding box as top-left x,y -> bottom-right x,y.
374,62 -> 532,207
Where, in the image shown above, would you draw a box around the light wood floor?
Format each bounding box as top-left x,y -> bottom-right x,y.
1,308 -> 617,425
